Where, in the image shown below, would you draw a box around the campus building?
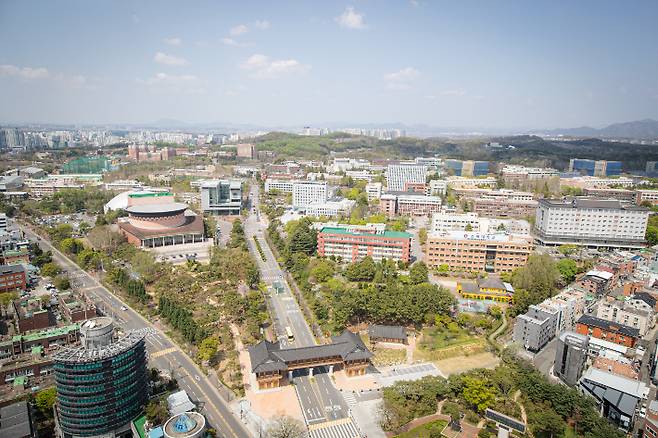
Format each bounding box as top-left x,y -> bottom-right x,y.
200,180 -> 242,215
457,277 -> 515,303
53,318 -> 148,438
248,330 -> 372,389
500,165 -> 559,186
426,231 -> 533,273
264,178 -> 295,193
445,160 -> 489,177
317,224 -> 412,262
569,159 -> 622,177
534,198 -> 649,248
636,190 -> 658,206
292,180 -> 328,208
385,163 -> 427,191
118,201 -> 204,249
379,192 -> 442,218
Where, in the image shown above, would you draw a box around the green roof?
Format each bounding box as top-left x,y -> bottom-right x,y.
128,192 -> 172,198
15,324 -> 79,343
13,376 -> 27,386
31,346 -> 43,355
132,415 -> 147,438
320,226 -> 412,239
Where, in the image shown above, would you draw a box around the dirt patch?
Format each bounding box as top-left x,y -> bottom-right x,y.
434,352 -> 500,376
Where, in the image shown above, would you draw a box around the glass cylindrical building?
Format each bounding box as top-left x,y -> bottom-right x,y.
53,322 -> 148,438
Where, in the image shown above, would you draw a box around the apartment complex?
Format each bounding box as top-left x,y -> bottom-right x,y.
292,180 -> 328,208
200,180 -> 242,215
425,231 -> 532,273
317,224 -> 412,262
569,159 -> 622,177
596,298 -> 655,336
534,198 -> 649,248
379,192 -> 442,218
0,264 -> 26,293
385,163 -> 427,191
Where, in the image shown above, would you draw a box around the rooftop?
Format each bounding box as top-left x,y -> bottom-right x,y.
320,226 -> 411,239
368,325 -> 406,341
577,314 -> 640,338
125,202 -> 188,215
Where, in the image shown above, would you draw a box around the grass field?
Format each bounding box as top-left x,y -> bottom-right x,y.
414,326 -> 486,361
394,420 -> 448,438
360,334 -> 407,366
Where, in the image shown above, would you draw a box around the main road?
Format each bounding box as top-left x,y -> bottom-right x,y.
19,223 -> 251,438
244,184 -> 360,438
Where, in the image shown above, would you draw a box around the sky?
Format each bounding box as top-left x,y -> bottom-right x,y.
1,0 -> 657,129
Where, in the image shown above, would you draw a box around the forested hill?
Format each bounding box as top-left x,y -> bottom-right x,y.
254,132 -> 658,170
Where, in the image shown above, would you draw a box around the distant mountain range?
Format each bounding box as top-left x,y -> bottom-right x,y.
533,119 -> 658,140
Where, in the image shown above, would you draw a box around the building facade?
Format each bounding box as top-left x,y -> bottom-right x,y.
200,180 -> 242,215
426,231 -> 532,273
554,331 -> 589,386
569,159 -> 622,177
534,198 -> 649,248
385,163 -> 427,191
317,225 -> 412,262
292,181 -> 328,208
575,314 -> 640,347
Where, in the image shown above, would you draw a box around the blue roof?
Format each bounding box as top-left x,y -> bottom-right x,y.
148,427 -> 164,438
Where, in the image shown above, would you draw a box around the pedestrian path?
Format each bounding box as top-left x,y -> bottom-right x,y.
342,391 -> 358,408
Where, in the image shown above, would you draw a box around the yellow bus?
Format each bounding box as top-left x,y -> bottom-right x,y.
285,326 -> 294,342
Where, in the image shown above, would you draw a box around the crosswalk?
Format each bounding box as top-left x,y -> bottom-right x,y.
342,391 -> 358,408
308,418 -> 361,438
150,347 -> 177,358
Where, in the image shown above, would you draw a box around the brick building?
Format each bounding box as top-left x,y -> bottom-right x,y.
575,314 -> 640,347
317,225 -> 412,263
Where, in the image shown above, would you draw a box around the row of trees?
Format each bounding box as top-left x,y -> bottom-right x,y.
107,268 -> 148,302
158,295 -> 207,345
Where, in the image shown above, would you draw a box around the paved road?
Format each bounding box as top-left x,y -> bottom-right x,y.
21,225 -> 250,438
244,184 -> 360,436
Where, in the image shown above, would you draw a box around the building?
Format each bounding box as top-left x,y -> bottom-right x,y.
117,202 -> 204,249
583,187 -> 636,203
53,318 -> 148,438
472,198 -> 538,219
578,367 -> 647,431
426,231 -> 533,273
430,212 -> 480,235
24,178 -> 84,198
457,277 -> 515,302
0,214 -> 7,232
236,143 -> 255,159
569,159 -> 622,177
379,192 -> 442,218
331,158 -> 371,173
0,401 -> 37,438
292,180 -> 328,208
12,297 -> 53,333
445,160 -> 489,177
644,400 -> 658,438
428,179 -> 448,196
637,190 -> 658,206
596,298 -> 654,336
386,163 -> 427,191
248,330 -> 372,389
0,175 -> 24,192
104,189 -> 173,213
534,198 -> 649,248
446,176 -> 497,189
365,182 -> 382,201
305,198 -> 355,217
575,270 -> 614,295
57,291 -> 97,323
264,178 -> 295,193
127,144 -> 176,162
200,180 -> 242,215
345,170 -> 373,181
104,179 -> 143,192
560,176 -> 635,189
576,314 -> 640,347
368,325 -> 407,344
554,331 -> 589,386
501,165 -> 559,186
513,304 -> 560,352
0,264 -> 26,293
317,224 -> 412,262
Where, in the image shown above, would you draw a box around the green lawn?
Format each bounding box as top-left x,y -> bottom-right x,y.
394,420 -> 448,438
360,334 -> 407,366
415,326 -> 486,361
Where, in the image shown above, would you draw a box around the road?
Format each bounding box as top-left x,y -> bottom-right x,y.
244,184 -> 360,438
21,224 -> 250,438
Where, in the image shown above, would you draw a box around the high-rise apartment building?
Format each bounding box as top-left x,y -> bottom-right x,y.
385,163 -> 427,191
292,180 -> 328,208
554,331 -> 589,386
53,318 -> 148,437
534,198 -> 649,248
200,180 -> 242,215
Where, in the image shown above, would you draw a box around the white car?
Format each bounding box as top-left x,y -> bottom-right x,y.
120,306 -> 127,311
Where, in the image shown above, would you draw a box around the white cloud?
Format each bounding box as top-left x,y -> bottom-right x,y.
139,73 -> 198,86
384,67 -> 419,90
336,7 -> 367,30
164,37 -> 182,46
0,64 -> 50,80
255,20 -> 270,30
241,54 -> 311,79
230,24 -> 249,36
222,37 -> 252,47
154,52 -> 188,66
410,0 -> 419,6
440,89 -> 466,97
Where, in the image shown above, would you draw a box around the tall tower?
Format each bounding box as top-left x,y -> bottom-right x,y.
53,317 -> 148,437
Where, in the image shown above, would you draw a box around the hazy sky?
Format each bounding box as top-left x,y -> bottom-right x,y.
1,0 -> 657,128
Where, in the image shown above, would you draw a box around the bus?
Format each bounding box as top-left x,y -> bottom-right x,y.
285,326 -> 294,342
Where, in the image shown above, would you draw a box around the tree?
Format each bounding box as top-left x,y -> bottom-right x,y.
528,404 -> 565,438
197,337 -> 219,363
87,225 -> 125,256
418,228 -> 427,245
145,399 -> 169,425
266,416 -> 306,438
556,258 -> 578,283
287,219 -> 317,255
344,257 -> 376,282
41,262 -> 61,278
310,259 -> 335,283
35,387 -> 57,419
409,261 -> 429,285
510,253 -> 560,315
54,275 -> 71,291
49,223 -> 74,242
60,237 -> 84,255
461,376 -> 497,413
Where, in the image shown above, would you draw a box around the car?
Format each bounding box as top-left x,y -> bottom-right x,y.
640,407 -> 647,418
120,306 -> 127,311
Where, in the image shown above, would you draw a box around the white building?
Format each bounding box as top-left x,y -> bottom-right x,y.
428,179 -> 448,196
430,212 -> 480,235
264,179 -> 294,193
365,182 -> 382,201
345,170 -> 373,182
200,180 -> 242,215
535,198 -> 649,248
0,213 -> 7,232
386,163 -> 427,191
331,158 -> 371,173
596,299 -> 654,336
104,180 -> 143,192
305,199 -> 356,217
292,181 -> 328,208
446,176 -> 497,189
